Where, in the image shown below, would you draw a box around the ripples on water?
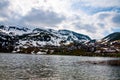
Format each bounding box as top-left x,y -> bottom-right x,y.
0,53 -> 120,80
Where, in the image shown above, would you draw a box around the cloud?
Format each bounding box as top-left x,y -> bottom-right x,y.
0,0 -> 120,39
97,23 -> 105,28
0,0 -> 9,21
80,0 -> 120,8
71,0 -> 120,15
98,13 -> 111,20
73,22 -> 97,33
95,11 -> 120,28
0,0 -> 9,10
22,8 -> 65,27
112,13 -> 120,25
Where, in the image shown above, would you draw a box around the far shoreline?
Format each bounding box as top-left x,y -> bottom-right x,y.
0,52 -> 120,58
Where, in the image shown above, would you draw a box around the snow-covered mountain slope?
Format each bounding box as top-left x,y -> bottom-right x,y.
58,30 -> 91,41
103,32 -> 120,42
0,28 -> 16,52
0,24 -> 91,53
0,25 -> 31,35
17,28 -> 91,46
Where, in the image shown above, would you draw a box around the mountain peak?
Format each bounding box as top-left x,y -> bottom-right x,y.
103,32 -> 120,42
0,24 -> 91,47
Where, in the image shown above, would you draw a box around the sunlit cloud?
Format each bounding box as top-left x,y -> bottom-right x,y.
0,0 -> 120,39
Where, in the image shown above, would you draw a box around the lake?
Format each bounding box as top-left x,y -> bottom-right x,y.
0,53 -> 120,80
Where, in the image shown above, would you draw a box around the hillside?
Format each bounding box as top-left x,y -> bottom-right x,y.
103,32 -> 120,42
0,25 -> 91,53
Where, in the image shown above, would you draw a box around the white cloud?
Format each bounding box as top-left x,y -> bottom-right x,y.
0,0 -> 120,39
80,0 -> 120,8
9,0 -> 39,16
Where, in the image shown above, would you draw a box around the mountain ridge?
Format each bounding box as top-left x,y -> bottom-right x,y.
103,32 -> 120,42
0,24 -> 120,55
0,25 -> 91,53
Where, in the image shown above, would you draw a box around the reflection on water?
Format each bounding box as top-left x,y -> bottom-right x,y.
0,53 -> 120,80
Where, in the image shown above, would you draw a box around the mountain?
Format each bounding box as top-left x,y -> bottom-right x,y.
0,29 -> 16,52
0,25 -> 91,53
103,32 -> 120,42
0,25 -> 31,35
0,24 -> 120,55
58,30 -> 91,41
17,28 -> 91,47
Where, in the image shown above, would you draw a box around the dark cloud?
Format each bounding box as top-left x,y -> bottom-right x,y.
98,13 -> 110,20
0,0 -> 9,10
74,23 -> 96,33
0,0 -> 10,21
97,23 -> 105,28
22,8 -> 65,26
112,13 -> 120,25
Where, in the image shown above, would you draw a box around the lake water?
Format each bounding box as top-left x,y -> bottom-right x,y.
0,53 -> 120,80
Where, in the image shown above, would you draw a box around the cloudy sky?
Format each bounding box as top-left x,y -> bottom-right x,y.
0,0 -> 120,39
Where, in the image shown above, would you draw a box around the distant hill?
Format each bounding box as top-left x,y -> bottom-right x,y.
103,32 -> 120,42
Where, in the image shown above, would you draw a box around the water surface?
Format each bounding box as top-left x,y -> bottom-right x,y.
0,53 -> 120,80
